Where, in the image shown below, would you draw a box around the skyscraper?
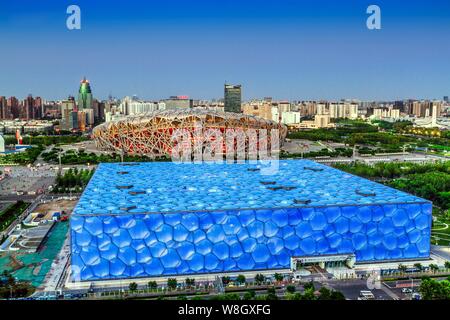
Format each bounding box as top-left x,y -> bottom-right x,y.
23,95 -> 34,120
0,134 -> 4,153
33,97 -> 43,119
0,96 -> 6,119
444,96 -> 449,103
78,77 -> 93,110
224,84 -> 242,113
7,96 -> 19,119
61,96 -> 77,131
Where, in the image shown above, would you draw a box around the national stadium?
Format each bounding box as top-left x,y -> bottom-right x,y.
92,109 -> 288,158
70,160 -> 432,282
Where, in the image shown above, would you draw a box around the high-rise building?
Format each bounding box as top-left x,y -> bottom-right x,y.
432,104 -> 438,127
61,97 -> 77,131
224,84 -> 242,113
162,96 -> 193,110
431,101 -> 442,118
23,95 -> 35,120
43,101 -> 61,119
0,134 -> 4,153
315,114 -> 331,128
329,102 -> 358,119
410,100 -> 441,118
78,77 -> 93,110
298,101 -> 317,117
33,97 -> 43,119
444,96 -> 449,103
94,100 -> 107,123
0,96 -> 6,119
373,107 -> 400,119
77,109 -> 94,132
242,101 -> 273,120
7,97 -> 20,119
120,96 -> 161,115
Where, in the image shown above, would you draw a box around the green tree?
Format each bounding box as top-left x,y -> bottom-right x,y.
318,287 -> 331,300
444,261 -> 450,270
167,278 -> 177,290
303,281 -> 315,291
414,263 -> 424,272
254,274 -> 265,285
274,273 -> 284,282
286,293 -> 303,300
302,288 -> 317,300
429,264 -> 439,273
398,264 -> 408,274
185,278 -> 195,288
418,277 -> 450,300
148,281 -> 158,290
286,285 -> 296,294
129,282 -> 138,291
221,276 -> 231,285
329,291 -> 346,300
211,293 -> 241,300
243,290 -> 256,300
265,292 -> 278,300
236,274 -> 246,285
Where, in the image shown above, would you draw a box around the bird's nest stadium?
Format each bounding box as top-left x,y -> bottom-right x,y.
92,109 -> 288,158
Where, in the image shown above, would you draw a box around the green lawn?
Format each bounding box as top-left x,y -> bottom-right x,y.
0,201 -> 30,232
431,216 -> 450,246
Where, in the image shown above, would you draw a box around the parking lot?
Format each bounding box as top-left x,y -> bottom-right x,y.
326,279 -> 394,300
0,166 -> 56,195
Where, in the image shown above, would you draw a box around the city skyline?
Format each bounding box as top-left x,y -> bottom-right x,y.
0,77 -> 449,104
1,0 -> 450,100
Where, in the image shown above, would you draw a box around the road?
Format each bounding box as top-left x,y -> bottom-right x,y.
40,232 -> 71,291
324,279 -> 395,300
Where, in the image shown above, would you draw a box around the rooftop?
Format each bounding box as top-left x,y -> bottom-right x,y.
73,160 -> 428,216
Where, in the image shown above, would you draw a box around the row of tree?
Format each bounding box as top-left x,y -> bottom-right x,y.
42,149 -> 170,165
0,201 -> 29,232
127,278 -> 345,301
53,168 -> 95,193
281,147 -> 353,159
419,277 -> 450,300
0,145 -> 44,165
334,161 -> 450,211
128,273 -> 284,292
334,161 -> 450,180
2,134 -> 88,147
0,271 -> 34,299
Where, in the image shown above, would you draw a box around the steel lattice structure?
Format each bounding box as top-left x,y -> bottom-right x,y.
93,109 -> 287,157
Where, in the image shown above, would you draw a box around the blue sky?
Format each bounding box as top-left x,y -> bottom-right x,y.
0,0 -> 449,101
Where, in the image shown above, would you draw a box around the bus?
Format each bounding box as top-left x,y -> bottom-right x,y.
358,290 -> 375,300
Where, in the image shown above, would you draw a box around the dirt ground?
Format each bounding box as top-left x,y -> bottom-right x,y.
33,199 -> 77,220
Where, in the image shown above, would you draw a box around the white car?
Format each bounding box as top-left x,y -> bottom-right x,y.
401,288 -> 412,294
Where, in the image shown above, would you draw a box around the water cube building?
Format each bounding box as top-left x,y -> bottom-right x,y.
70,160 -> 432,281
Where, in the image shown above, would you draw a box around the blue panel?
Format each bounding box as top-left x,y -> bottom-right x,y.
173,224 -> 189,242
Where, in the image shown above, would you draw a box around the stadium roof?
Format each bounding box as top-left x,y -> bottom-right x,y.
94,108 -> 281,129
73,160 -> 428,216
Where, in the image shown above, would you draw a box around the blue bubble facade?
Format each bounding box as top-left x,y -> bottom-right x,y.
71,160 -> 432,281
